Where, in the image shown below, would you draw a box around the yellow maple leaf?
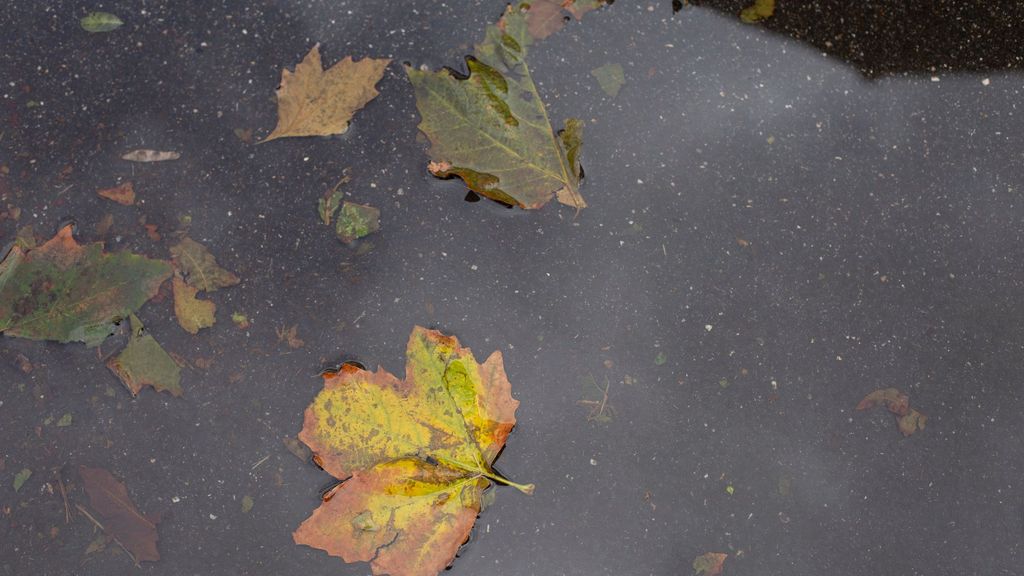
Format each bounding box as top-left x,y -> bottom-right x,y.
262,44 -> 389,142
293,326 -> 533,576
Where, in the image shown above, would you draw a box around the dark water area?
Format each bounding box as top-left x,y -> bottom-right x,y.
2,1 -> 1023,575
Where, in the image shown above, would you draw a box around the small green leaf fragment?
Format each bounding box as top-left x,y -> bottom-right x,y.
81,12 -> 123,33
241,495 -> 254,513
740,0 -> 775,23
590,63 -> 625,97
654,351 -> 667,365
57,413 -> 73,427
350,510 -> 377,531
13,468 -> 32,492
725,485 -> 735,495
335,202 -> 380,244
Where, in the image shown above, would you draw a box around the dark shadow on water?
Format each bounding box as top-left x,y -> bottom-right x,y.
690,0 -> 1024,77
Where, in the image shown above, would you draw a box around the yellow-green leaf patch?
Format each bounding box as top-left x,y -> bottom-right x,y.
335,202 -> 379,244
107,314 -> 183,397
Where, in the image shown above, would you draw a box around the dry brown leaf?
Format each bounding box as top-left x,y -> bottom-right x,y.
261,44 -> 389,142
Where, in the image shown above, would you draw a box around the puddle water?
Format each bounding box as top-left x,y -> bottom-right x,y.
2,2 -> 1023,575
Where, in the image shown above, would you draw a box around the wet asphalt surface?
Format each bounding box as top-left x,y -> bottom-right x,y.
1,1 -> 1023,575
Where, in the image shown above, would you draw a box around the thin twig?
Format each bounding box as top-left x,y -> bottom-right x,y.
75,504 -> 139,567
57,474 -> 71,524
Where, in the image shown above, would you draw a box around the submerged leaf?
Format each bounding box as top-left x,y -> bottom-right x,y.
293,327 -> 533,576
0,225 -> 171,346
121,150 -> 180,162
591,63 -> 625,97
856,387 -> 927,437
81,12 -> 123,33
318,170 -> 351,225
525,0 -> 609,39
262,45 -> 390,142
79,466 -> 160,564
172,276 -> 216,335
335,202 -> 379,244
407,4 -> 585,210
170,237 -> 239,292
13,468 -> 32,492
107,314 -> 182,397
693,552 -> 728,575
97,182 -> 136,205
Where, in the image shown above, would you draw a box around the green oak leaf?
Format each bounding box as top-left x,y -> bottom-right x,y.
406,3 -> 585,210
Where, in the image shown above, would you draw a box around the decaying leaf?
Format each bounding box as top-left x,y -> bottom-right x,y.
107,314 -> 183,397
81,12 -> 123,33
693,552 -> 728,575
14,225 -> 35,250
335,201 -> 379,244
79,466 -> 160,565
121,150 -> 180,162
293,326 -> 533,576
577,373 -> 615,422
0,224 -> 171,346
276,324 -> 304,349
170,237 -> 239,292
740,0 -> 775,23
172,275 -> 215,334
525,0 -> 609,40
13,468 -> 31,492
97,182 -> 135,206
856,387 -> 927,437
233,127 -> 255,144
591,63 -> 625,97
407,4 -> 585,210
319,170 -> 351,225
262,44 -> 390,142
95,214 -> 114,238
283,436 -> 312,462
231,312 -> 250,329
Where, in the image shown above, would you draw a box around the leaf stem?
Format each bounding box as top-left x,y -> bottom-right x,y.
439,456 -> 535,495
480,468 -> 535,495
